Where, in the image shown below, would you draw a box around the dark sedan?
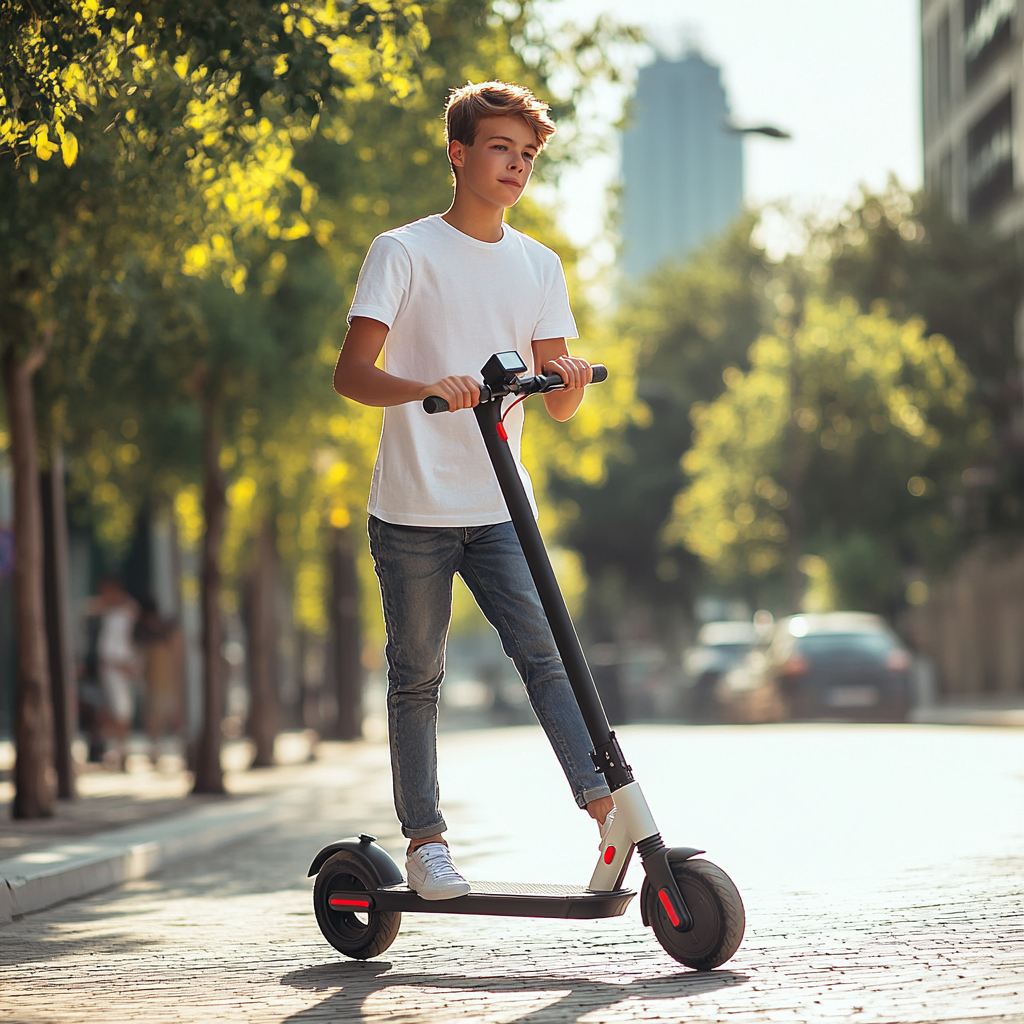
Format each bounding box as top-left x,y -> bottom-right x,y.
718,613 -> 913,723
681,620 -> 759,722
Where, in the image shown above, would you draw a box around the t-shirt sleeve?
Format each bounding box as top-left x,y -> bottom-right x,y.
532,259 -> 579,341
347,235 -> 413,328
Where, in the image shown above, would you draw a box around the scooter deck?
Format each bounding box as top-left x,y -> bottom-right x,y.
329,881 -> 635,919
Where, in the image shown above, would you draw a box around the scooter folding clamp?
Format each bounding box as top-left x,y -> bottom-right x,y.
590,732 -> 634,791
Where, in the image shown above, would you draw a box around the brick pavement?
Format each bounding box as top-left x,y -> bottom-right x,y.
1,724 -> 1023,1024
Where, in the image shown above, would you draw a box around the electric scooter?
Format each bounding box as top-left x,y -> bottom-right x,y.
309,351 -> 746,969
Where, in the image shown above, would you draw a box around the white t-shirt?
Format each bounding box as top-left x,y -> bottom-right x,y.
348,214 -> 578,527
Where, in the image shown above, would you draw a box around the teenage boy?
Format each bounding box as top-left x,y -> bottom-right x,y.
333,81 -> 613,900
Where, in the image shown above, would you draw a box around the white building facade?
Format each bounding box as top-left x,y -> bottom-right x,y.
922,0 -> 1024,233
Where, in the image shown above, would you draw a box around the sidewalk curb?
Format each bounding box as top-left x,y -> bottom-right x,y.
0,789 -> 307,925
910,706 -> 1024,727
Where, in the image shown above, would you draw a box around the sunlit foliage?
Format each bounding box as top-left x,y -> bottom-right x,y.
668,297 -> 985,607
1,1 -> 119,164
823,178 -> 1024,537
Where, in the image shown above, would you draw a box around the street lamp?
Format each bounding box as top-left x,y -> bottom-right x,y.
723,123 -> 792,139
723,120 -> 801,601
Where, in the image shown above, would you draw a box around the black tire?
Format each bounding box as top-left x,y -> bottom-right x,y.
642,857 -> 745,970
313,851 -> 402,960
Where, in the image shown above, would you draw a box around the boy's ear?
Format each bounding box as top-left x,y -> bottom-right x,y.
448,139 -> 466,168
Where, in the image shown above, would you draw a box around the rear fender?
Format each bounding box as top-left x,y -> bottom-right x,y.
307,834 -> 403,884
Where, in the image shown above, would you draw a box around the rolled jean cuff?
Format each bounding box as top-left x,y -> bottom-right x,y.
402,818 -> 448,840
577,782 -> 612,808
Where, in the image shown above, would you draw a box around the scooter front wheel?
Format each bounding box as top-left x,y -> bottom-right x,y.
313,851 -> 402,960
642,857 -> 745,970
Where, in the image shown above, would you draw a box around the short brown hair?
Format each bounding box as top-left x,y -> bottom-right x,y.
444,81 -> 556,152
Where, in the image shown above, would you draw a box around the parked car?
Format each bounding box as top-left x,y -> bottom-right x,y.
717,612 -> 913,724
682,620 -> 760,722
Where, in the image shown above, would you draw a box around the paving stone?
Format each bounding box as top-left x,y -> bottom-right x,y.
1,724 -> 1023,1023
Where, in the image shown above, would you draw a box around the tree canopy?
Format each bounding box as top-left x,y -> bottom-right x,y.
667,297 -> 984,611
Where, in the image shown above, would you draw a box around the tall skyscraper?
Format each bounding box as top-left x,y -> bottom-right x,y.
621,52 -> 744,278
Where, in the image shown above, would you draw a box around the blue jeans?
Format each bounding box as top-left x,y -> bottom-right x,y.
368,515 -> 610,840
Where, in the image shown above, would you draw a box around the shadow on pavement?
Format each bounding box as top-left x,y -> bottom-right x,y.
280,959 -> 749,1022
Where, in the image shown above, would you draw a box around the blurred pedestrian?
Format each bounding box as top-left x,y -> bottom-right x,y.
133,596 -> 184,765
93,575 -> 139,770
77,613 -> 106,763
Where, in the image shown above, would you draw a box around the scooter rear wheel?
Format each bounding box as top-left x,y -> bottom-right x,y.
313,851 -> 402,959
642,857 -> 745,970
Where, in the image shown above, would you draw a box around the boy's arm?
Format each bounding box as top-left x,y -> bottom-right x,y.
334,316 -> 481,410
533,337 -> 592,423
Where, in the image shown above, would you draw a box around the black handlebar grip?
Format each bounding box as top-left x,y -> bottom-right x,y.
590,364 -> 608,384
423,395 -> 450,414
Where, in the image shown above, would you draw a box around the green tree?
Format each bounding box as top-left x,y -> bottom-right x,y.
667,297 -> 985,613
1,0 -> 120,163
2,2 -> 429,164
824,180 -> 1024,534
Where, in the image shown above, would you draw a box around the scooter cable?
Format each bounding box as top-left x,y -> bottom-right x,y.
496,393 -> 531,441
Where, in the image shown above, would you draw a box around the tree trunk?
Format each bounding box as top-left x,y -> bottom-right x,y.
4,341 -> 55,818
41,444 -> 77,800
246,516 -> 280,767
192,389 -> 227,794
327,525 -> 363,740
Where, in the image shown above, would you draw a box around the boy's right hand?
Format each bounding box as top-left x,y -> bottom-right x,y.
421,375 -> 481,411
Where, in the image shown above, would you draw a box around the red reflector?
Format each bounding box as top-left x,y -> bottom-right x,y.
329,898 -> 371,909
603,845 -> 616,865
658,888 -> 681,928
496,422 -> 508,442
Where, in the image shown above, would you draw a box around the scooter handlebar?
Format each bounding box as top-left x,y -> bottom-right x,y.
422,395 -> 450,414
423,364 -> 608,414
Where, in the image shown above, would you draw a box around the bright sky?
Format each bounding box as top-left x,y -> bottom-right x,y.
538,0 -> 922,265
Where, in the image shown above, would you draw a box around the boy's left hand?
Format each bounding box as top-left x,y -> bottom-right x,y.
543,355 -> 592,391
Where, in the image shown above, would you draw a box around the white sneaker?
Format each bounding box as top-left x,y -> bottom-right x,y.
406,843 -> 471,900
598,807 -> 616,850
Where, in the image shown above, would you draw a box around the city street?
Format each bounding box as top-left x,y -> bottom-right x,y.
2,722 -> 1023,1023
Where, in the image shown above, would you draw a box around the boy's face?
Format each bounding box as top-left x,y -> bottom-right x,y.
448,115 -> 539,210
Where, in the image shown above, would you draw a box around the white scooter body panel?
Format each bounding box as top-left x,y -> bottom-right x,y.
588,782 -> 659,891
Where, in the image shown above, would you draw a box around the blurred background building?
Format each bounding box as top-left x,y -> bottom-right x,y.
922,0 -> 1021,233
918,0 -> 1024,700
620,51 -> 743,277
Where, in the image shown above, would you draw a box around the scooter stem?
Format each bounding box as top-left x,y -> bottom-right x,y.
473,398 -> 634,792
474,394 -> 695,924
